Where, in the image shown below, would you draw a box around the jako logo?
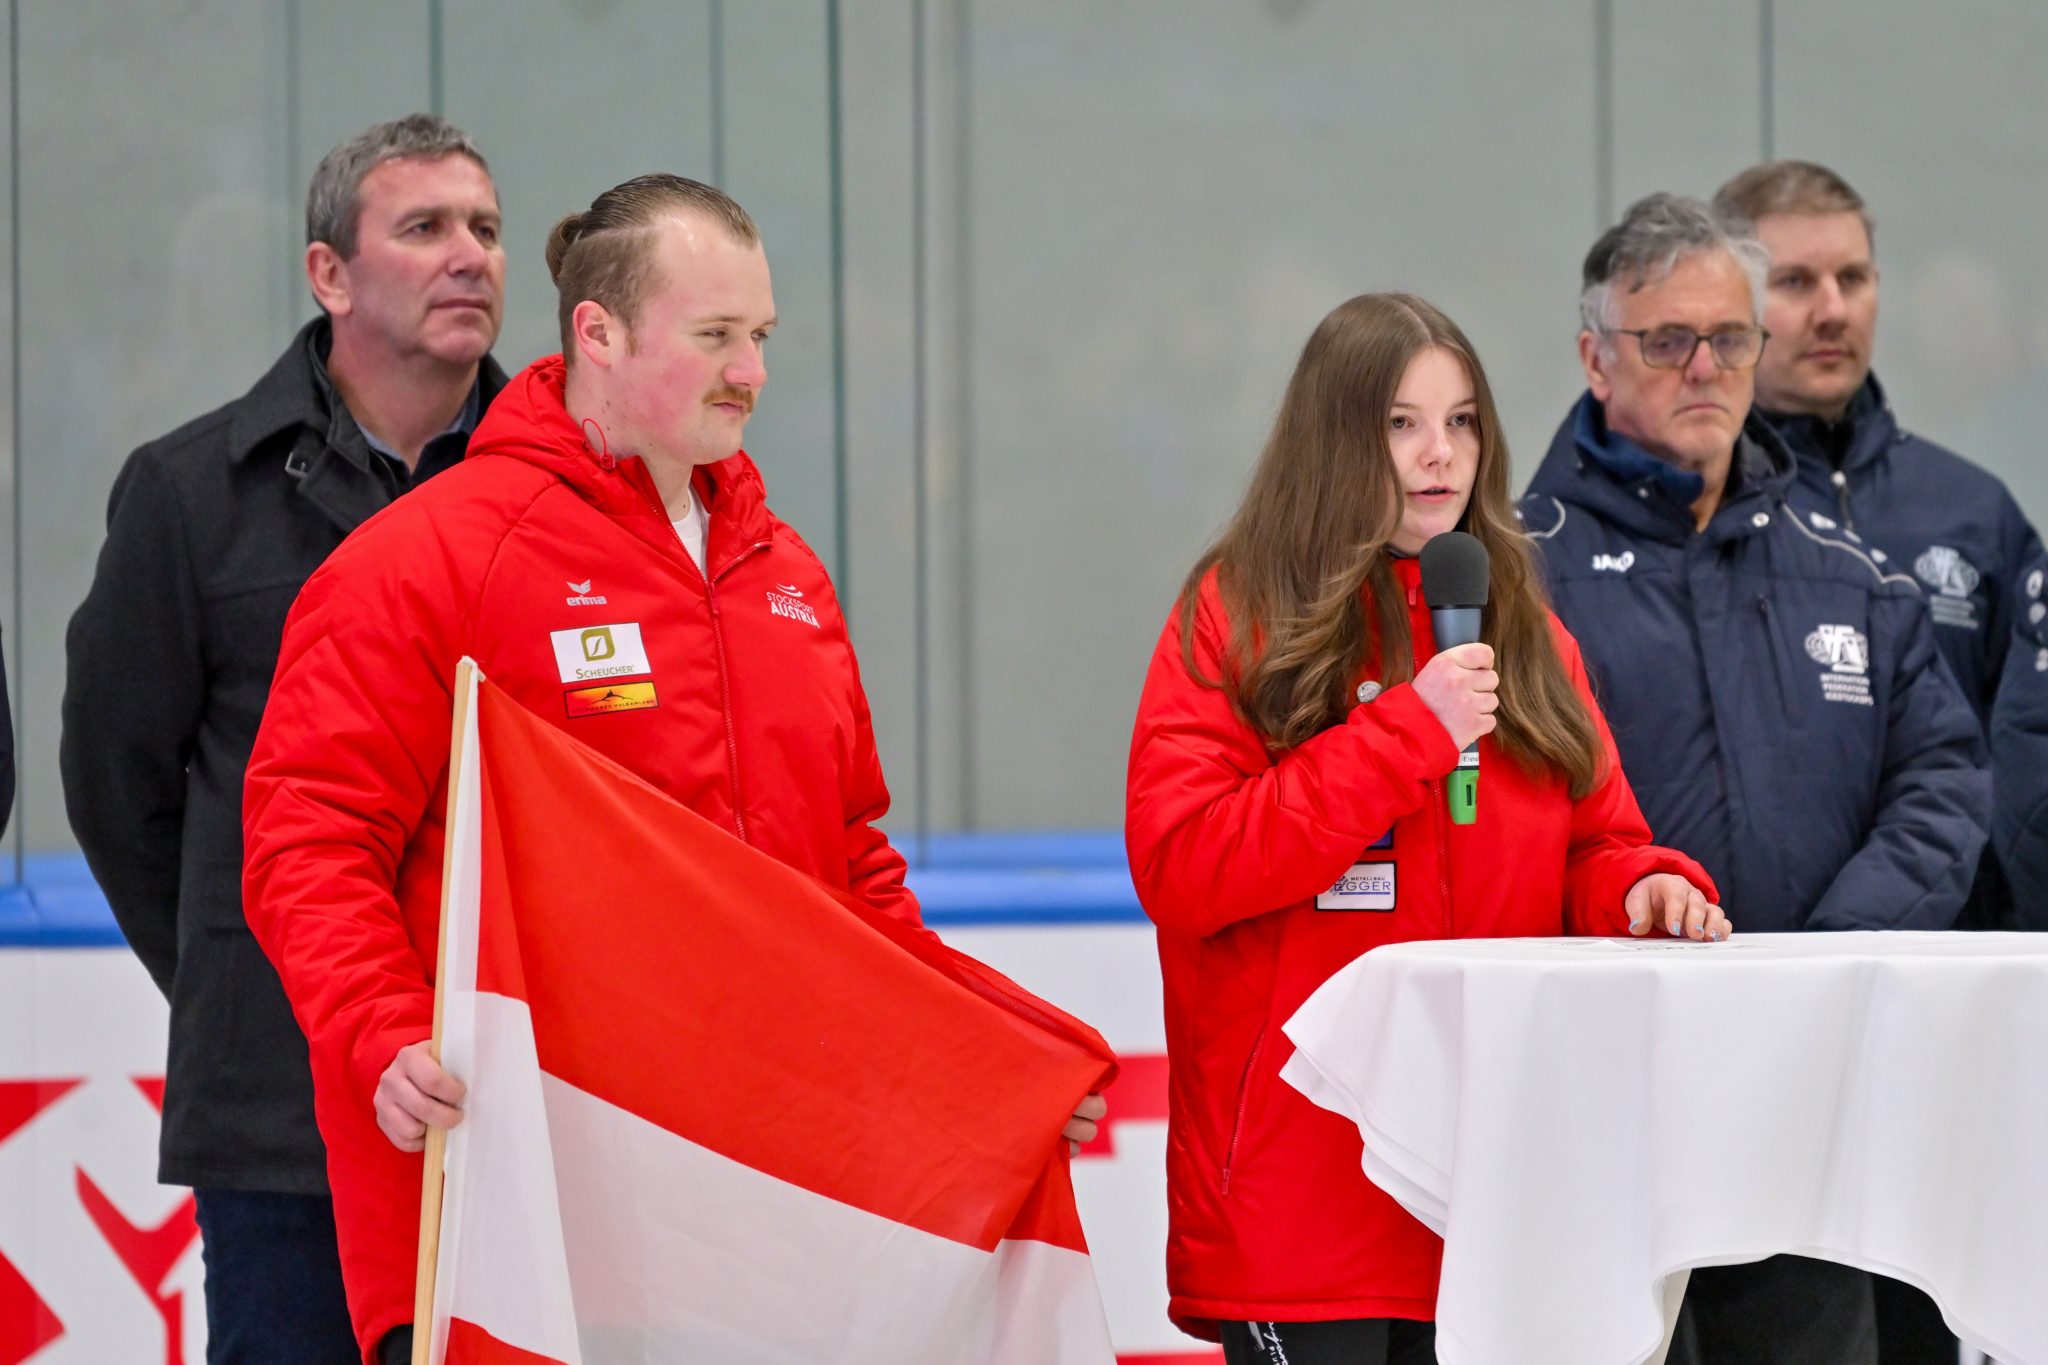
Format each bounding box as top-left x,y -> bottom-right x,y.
1804,623 -> 1870,673
581,627 -> 616,661
1591,551 -> 1635,573
1914,545 -> 1980,598
766,589 -> 820,628
565,578 -> 609,606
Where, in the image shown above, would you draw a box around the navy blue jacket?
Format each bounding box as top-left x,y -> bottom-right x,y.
1991,554 -> 2048,929
1764,375 -> 2041,929
1767,375 -> 2042,722
1519,394 -> 1989,933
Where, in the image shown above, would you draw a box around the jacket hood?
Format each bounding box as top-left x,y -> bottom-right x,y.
1526,391 -> 1796,545
465,354 -> 773,551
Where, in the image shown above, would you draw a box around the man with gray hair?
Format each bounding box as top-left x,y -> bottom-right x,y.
1518,193 -> 1988,1364
61,112 -> 508,1363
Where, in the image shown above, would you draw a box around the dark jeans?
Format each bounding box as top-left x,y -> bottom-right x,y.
1221,1318 -> 1438,1365
1669,1255 -> 1878,1365
192,1188 -> 358,1365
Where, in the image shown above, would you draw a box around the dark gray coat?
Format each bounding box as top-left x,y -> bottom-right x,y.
61,319 -> 505,1192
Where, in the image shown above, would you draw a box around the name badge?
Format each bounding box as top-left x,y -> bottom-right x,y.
1317,861 -> 1395,912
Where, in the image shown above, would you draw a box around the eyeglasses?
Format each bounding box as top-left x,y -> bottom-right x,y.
1609,325 -> 1770,371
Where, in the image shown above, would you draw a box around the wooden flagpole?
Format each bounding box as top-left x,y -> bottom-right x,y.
413,658 -> 477,1365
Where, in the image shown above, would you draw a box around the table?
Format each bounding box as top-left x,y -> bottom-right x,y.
1280,932 -> 2048,1365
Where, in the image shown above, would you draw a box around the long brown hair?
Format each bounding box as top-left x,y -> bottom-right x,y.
1178,293 -> 1603,796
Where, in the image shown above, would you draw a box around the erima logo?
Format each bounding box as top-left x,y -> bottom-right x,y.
1805,624 -> 1870,673
766,589 -> 820,628
1914,545 -> 1980,598
565,578 -> 609,606
1591,551 -> 1634,573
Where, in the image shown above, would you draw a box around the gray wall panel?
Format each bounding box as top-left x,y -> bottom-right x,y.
1772,0 -> 2048,535
5,2 -> 2046,856
837,2 -> 926,841
1,0 -> 16,863
440,0 -> 717,370
956,0 -> 1601,828
1610,0 -> 1765,212
16,1 -> 290,850
720,3 -> 839,570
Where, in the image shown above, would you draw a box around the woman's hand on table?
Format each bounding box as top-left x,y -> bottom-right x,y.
1625,873 -> 1730,941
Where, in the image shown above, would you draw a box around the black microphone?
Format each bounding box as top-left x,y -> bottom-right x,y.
1419,531 -> 1490,826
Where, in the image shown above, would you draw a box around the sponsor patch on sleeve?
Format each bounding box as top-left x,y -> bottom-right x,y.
550,622 -> 651,683
564,681 -> 658,718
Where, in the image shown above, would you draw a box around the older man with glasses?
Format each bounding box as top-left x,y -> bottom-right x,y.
1517,193 -> 1988,1365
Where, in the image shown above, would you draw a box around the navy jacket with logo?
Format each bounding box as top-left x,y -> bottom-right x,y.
1767,375 -> 2042,721
1518,394 -> 1989,933
1991,553 -> 2048,929
1764,374 -> 2042,928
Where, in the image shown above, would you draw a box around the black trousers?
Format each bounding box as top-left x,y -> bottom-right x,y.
1669,1255 -> 1878,1365
1221,1318 -> 1438,1365
1874,1276 -> 1959,1363
192,1188 -> 358,1365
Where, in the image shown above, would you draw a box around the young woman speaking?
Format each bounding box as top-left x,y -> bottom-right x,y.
1125,293 -> 1727,1365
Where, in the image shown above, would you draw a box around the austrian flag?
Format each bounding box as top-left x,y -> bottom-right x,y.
421,666 -> 1119,1363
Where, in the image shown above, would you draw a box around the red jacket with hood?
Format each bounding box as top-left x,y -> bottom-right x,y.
1124,559 -> 1714,1337
242,356 -> 917,1358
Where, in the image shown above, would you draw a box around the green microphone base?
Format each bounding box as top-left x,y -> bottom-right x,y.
1448,767 -> 1478,825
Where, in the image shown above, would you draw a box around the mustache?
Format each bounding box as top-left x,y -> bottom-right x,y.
708,386 -> 756,413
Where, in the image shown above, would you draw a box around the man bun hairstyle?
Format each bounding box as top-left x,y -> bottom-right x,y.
1713,159 -> 1875,249
306,113 -> 489,259
1579,192 -> 1768,350
547,174 -> 760,357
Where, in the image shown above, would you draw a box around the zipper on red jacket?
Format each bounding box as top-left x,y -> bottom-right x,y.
1431,779 -> 1452,937
1220,1023 -> 1267,1196
635,475 -> 770,844
704,585 -> 750,843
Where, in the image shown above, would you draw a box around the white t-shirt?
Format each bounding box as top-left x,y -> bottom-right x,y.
671,484 -> 708,574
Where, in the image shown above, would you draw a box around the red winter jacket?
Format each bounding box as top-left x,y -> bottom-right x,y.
1124,558 -> 1713,1337
243,356 -> 917,1360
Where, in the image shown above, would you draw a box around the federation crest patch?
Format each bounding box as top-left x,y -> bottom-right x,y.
1913,545 -> 1983,632
1805,623 -> 1873,706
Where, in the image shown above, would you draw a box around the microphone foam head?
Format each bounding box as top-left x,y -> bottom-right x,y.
1419,531 -> 1490,608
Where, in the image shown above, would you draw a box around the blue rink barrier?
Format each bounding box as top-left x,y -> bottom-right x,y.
0,838 -> 1147,948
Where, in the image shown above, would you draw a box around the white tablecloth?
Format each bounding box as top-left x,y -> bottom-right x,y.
1279,932 -> 2048,1365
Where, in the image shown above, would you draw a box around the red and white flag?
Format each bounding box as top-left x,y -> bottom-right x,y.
425,666 -> 1120,1363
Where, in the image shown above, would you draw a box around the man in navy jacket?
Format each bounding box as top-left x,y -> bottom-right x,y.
1520,193 -> 1989,1365
1992,555 -> 2048,930
1710,163 -> 2040,1362
1716,161 -> 2041,930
